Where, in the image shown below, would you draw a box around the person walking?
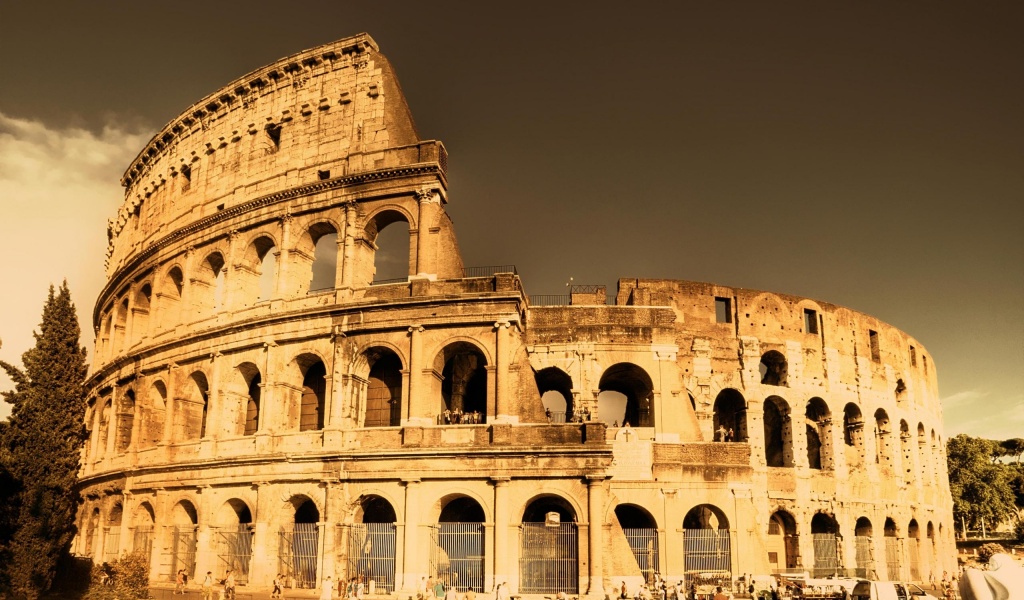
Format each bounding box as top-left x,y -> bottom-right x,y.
224,569 -> 237,600
174,569 -> 185,595
202,571 -> 214,600
321,575 -> 336,600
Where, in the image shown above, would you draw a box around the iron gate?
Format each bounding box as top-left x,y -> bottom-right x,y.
102,526 -> 121,563
280,523 -> 319,588
854,536 -> 874,578
170,526 -> 197,581
622,528 -> 659,583
909,538 -> 921,581
683,529 -> 731,576
430,523 -> 484,592
811,534 -> 840,578
217,526 -> 254,585
885,537 -> 903,581
347,523 -> 397,593
131,526 -> 154,559
519,522 -> 578,593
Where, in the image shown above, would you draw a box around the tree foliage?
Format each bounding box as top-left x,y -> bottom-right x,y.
0,282 -> 89,599
86,551 -> 151,600
946,434 -> 1020,536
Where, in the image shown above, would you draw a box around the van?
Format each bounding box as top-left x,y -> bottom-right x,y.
851,581 -> 939,600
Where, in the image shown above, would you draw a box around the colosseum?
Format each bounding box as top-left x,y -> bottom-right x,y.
74,33 -> 956,595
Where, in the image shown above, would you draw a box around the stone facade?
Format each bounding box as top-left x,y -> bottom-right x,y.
74,33 -> 956,594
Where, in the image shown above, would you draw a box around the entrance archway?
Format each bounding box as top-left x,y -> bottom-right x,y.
615,504 -> 659,583
767,510 -> 798,572
280,498 -> 320,588
682,505 -> 731,587
809,513 -> 840,578
348,495 -> 397,593
520,496 -> 578,593
432,497 -> 486,592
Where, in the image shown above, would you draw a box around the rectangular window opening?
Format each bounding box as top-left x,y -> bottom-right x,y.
804,308 -> 819,334
910,345 -> 917,367
869,329 -> 880,362
266,124 -> 282,148
715,297 -> 732,324
317,169 -> 331,180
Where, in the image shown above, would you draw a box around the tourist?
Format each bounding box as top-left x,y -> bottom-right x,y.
620,581 -> 629,599
321,575 -> 335,600
445,583 -> 459,600
434,579 -> 446,599
356,575 -> 365,599
202,571 -> 214,600
224,569 -> 237,600
713,586 -> 729,600
465,587 -> 477,600
174,569 -> 185,594
272,573 -> 284,599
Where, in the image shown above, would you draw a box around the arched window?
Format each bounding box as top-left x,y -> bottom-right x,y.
810,513 -> 840,578
361,211 -> 410,285
213,500 -> 253,585
759,350 -> 788,386
169,500 -> 198,580
132,284 -> 151,344
365,349 -> 403,427
237,364 -> 261,436
305,223 -> 339,293
520,496 -> 578,594
805,398 -> 832,470
175,372 -> 209,441
284,498 -> 320,588
713,389 -> 747,442
142,381 -> 167,449
875,409 -> 893,469
113,298 -> 129,354
767,510 -> 798,571
535,367 -> 574,423
615,504 -> 659,584
299,360 -> 327,431
194,253 -> 225,314
682,505 -> 731,579
598,363 -> 654,428
763,395 -> 793,467
115,390 -> 135,453
884,517 -> 901,581
130,502 -> 155,560
907,519 -> 922,581
854,517 -> 874,578
103,503 -> 124,563
256,240 -> 277,302
434,496 -> 486,591
97,399 -> 112,459
159,267 -> 184,330
351,496 -> 398,593
437,342 -> 487,424
844,403 -> 865,469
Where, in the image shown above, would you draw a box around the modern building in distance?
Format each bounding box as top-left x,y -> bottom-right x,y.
74,33 -> 956,594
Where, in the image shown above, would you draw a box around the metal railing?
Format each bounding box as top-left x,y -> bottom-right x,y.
102,527 -> 120,564
529,294 -> 571,306
854,535 -> 875,578
623,527 -> 659,583
811,533 -> 841,578
885,537 -> 903,581
462,265 -> 517,278
131,526 -> 154,560
347,523 -> 397,593
520,523 -> 578,593
280,524 -> 319,588
170,526 -> 198,581
216,526 -> 254,585
431,523 -> 484,592
683,529 -> 731,579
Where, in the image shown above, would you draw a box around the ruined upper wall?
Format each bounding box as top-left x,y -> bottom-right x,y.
105,33 -> 430,277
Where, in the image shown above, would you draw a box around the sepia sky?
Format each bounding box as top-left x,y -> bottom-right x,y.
0,2 -> 1021,438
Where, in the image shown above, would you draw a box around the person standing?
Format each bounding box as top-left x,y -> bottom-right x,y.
271,573 -> 283,599
224,569 -> 237,600
465,587 -> 477,600
321,575 -> 336,600
434,579 -> 446,600
202,571 -> 214,600
174,569 -> 185,595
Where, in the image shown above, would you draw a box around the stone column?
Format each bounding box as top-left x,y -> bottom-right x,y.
414,187 -> 440,277
162,364 -> 178,445
275,215 -> 293,300
491,477 -> 511,590
106,384 -> 119,459
341,202 -> 357,290
400,479 -> 423,591
406,326 -> 429,424
151,489 -> 169,580
250,482 -> 274,587
195,486 -> 214,580
586,475 -> 607,595
119,491 -> 134,557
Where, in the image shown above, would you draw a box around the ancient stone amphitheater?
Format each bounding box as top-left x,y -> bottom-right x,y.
75,34 -> 956,594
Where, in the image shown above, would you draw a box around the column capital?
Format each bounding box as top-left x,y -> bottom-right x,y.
401,478 -> 421,486
585,473 -> 608,484
490,476 -> 511,486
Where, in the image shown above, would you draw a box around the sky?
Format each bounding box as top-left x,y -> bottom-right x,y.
0,2 -> 1021,439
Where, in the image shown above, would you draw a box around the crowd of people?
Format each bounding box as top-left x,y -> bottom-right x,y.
441,408 -> 484,424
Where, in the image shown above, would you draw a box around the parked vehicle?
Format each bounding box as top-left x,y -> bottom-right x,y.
850,581 -> 940,600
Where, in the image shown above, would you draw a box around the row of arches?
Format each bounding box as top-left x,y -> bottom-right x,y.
97,211 -> 414,363
534,364 -> 655,427
712,389 -> 945,485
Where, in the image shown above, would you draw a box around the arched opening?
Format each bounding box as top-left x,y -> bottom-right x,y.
365,349 -> 403,427
520,496 -> 578,594
214,499 -> 254,585
900,420 -> 913,484
349,496 -> 398,593
895,378 -> 907,404
917,423 -> 929,485
433,497 -> 486,591
112,298 -> 128,355
305,223 -> 339,293
759,350 -> 788,386
103,503 -> 124,563
615,504 -> 659,584
255,239 -> 278,302
299,359 -> 327,431
175,372 -> 209,441
767,510 -> 799,572
907,519 -> 921,581
763,395 -> 793,467
196,252 -> 226,314
97,399 -> 112,459
142,381 -> 167,449
85,507 -> 100,556
169,500 -> 198,581
598,363 -> 654,428
854,517 -> 875,578
926,522 -> 936,581
164,268 -> 184,330
130,503 -> 155,560
874,409 -> 893,470
282,498 -> 320,588
805,398 -> 832,470
115,390 -> 135,453
99,309 -> 113,360
843,403 -> 865,469
535,367 -> 575,423
683,505 -> 731,585
238,363 -> 261,436
713,389 -> 747,442
132,284 -> 151,344
438,342 -> 487,424
930,429 -> 940,486
369,216 -> 411,283
884,518 -> 901,581
810,513 -> 840,578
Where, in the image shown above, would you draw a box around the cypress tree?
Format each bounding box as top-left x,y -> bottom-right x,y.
0,282 -> 89,599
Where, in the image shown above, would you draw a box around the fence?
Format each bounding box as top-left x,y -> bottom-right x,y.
280,524 -> 319,588
683,529 -> 731,579
811,534 -> 840,578
463,265 -> 517,278
347,523 -> 397,593
885,537 -> 903,581
216,526 -> 254,585
908,538 -> 921,581
102,527 -> 121,564
131,526 -> 154,560
170,526 -> 197,581
853,536 -> 874,579
430,523 -> 484,592
622,528 -> 659,583
519,523 -> 578,593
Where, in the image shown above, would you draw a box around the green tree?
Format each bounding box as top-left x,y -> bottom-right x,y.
0,282 -> 89,599
1001,438 -> 1024,463
946,434 -> 1017,536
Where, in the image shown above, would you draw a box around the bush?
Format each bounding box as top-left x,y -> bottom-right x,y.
1015,519 -> 1024,543
85,551 -> 150,600
977,542 -> 1006,563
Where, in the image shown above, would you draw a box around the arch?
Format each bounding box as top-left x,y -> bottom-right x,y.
283,496 -> 320,589
917,422 -> 929,485
197,251 -> 226,314
213,498 -> 254,528
683,505 -> 731,581
97,399 -> 112,459
132,283 -> 152,344
907,519 -> 923,581
853,517 -> 875,578
141,380 -> 167,449
85,506 -> 101,556
357,495 -> 398,523
159,266 -> 184,330
763,395 -> 793,467
212,498 -> 254,585
713,389 -> 747,442
115,389 -> 136,453
598,362 -> 654,428
683,504 -> 729,530
883,517 -> 900,580
304,222 -> 340,293
759,350 -> 788,386
615,504 -> 659,584
810,513 -> 840,577
843,403 -> 866,468
874,408 -> 894,469
535,367 -> 574,423
900,419 -> 914,483
364,348 -> 403,427
237,362 -> 262,436
112,297 -> 129,354
767,510 -> 799,571
805,397 -> 832,470
436,342 -> 488,424
174,371 -> 209,441
364,209 -> 411,284
811,512 -> 839,535
520,495 -> 579,593
298,357 -> 327,431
